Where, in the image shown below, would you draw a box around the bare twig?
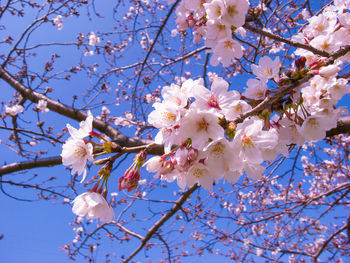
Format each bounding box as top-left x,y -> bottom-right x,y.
123,184 -> 199,262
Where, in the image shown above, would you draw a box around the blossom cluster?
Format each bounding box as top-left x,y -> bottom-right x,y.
61,113 -> 115,223
277,0 -> 350,144
59,0 -> 350,224
173,0 -> 249,66
293,0 -> 350,63
146,74 -> 284,190
145,49 -> 349,190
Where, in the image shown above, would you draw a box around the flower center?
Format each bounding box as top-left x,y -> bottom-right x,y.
215,6 -> 222,17
307,118 -> 319,128
207,94 -> 220,109
197,117 -> 209,132
217,24 -> 225,32
192,168 -> 203,178
227,5 -> 237,16
75,145 -> 88,157
316,24 -> 324,32
264,68 -> 272,77
211,143 -> 224,157
234,103 -> 242,113
162,111 -> 176,122
321,41 -> 330,51
241,134 -> 255,149
224,40 -> 233,49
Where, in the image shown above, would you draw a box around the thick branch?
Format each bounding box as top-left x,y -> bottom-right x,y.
0,65 -> 167,155
0,156 -> 62,176
0,65 -> 121,140
123,184 -> 199,263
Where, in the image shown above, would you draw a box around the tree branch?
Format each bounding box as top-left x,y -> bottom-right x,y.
234,45 -> 350,124
0,156 -> 62,177
243,23 -> 330,57
1,115 -> 349,177
123,184 -> 199,262
326,116 -> 350,137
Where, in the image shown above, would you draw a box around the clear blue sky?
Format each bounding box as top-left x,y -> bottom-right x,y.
1,1 -> 349,262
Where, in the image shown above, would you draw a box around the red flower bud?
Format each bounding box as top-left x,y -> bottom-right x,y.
118,168 -> 140,192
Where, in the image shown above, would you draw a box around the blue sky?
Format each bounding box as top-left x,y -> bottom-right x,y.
1,0 -> 350,262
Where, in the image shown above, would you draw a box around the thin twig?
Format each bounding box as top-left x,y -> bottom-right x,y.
123,184 -> 199,262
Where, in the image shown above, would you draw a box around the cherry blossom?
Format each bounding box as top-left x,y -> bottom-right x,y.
210,38 -> 243,67
36,99 -> 49,113
72,192 -> 114,223
61,137 -> 94,182
66,111 -> 94,140
233,117 -> 278,165
61,112 -> 95,182
251,56 -> 280,81
185,162 -> 215,191
179,108 -> 224,150
192,76 -> 240,112
222,0 -> 249,28
5,104 -> 24,116
243,79 -> 268,100
88,32 -> 100,46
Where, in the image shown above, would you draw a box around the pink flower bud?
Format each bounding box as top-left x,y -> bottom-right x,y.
118,168 -> 141,192
187,147 -> 198,162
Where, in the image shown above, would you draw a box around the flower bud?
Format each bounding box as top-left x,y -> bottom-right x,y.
134,149 -> 147,166
118,168 -> 141,192
143,156 -> 163,172
319,65 -> 341,78
93,157 -> 110,165
309,58 -> 326,70
295,56 -> 306,69
98,161 -> 113,179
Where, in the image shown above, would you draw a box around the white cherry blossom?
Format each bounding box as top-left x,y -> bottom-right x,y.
201,138 -> 242,178
222,0 -> 249,28
61,138 -> 93,182
179,108 -> 224,150
88,32 -> 100,46
185,162 -> 214,191
243,79 -> 268,100
66,111 -> 94,140
192,76 -> 240,112
5,104 -> 24,116
72,192 -> 114,223
233,117 -> 278,165
251,56 -> 280,81
299,113 -> 338,142
36,99 -> 49,113
223,100 -> 252,120
210,38 -> 243,67
148,102 -> 182,129
204,0 -> 226,22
